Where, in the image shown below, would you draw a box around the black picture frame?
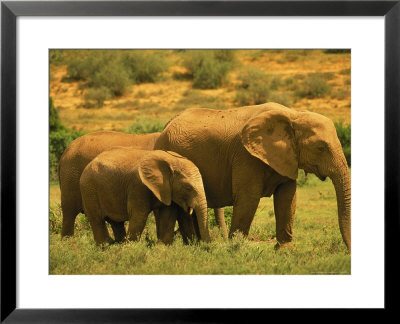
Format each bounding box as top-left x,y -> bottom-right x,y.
1,0 -> 399,321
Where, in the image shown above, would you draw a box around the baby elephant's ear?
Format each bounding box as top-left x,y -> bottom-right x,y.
139,152 -> 173,206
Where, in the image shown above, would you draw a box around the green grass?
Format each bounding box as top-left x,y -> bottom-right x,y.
49,173 -> 350,275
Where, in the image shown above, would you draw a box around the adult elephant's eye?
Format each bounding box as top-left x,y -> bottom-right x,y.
317,146 -> 325,152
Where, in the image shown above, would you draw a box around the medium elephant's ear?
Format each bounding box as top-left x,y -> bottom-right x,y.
241,110 -> 298,180
138,152 -> 173,206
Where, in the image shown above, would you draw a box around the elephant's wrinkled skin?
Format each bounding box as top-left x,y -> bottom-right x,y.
155,102 -> 351,252
80,148 -> 210,245
58,131 -> 160,237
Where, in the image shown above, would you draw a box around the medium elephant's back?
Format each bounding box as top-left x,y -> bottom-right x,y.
71,131 -> 159,156
59,131 -> 159,180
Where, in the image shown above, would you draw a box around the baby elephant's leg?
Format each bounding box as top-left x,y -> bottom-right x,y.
106,218 -> 126,243
157,205 -> 178,245
177,209 -> 198,244
87,212 -> 112,245
127,208 -> 150,242
81,190 -> 112,245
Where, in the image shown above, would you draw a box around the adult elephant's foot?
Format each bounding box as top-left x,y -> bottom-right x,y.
274,241 -> 296,251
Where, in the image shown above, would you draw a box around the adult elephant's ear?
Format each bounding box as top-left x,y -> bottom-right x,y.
139,151 -> 173,205
241,110 -> 298,180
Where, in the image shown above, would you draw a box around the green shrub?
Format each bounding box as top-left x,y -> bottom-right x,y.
334,120 -> 351,166
182,50 -> 234,89
84,87 -> 112,108
268,92 -> 293,107
50,50 -> 66,66
193,59 -> 231,89
339,68 -> 351,75
235,67 -> 270,106
49,97 -> 65,132
49,129 -> 84,179
121,51 -> 168,84
49,96 -> 85,179
213,49 -> 236,63
270,76 -> 283,90
90,63 -> 131,97
308,72 -> 335,81
126,118 -> 165,134
65,50 -> 169,98
324,49 -> 350,54
278,53 -> 299,64
65,51 -> 131,98
66,52 -> 106,81
295,75 -> 332,99
331,89 -> 350,100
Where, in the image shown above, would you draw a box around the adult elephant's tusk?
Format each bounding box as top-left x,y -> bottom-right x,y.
188,207 -> 193,215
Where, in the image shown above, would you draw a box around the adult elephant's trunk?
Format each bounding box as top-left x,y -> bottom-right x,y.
193,196 -> 211,242
330,156 -> 351,253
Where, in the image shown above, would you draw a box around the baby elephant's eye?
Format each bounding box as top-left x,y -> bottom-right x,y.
317,146 -> 325,152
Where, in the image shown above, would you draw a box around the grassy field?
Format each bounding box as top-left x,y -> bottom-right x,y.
49,172 -> 350,275
49,49 -> 351,275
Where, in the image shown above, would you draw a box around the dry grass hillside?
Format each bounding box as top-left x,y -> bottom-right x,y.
50,49 -> 350,132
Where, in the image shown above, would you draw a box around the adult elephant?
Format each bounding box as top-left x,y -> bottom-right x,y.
58,130 -> 226,239
155,102 -> 351,252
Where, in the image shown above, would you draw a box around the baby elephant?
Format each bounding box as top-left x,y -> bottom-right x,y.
79,148 -> 210,245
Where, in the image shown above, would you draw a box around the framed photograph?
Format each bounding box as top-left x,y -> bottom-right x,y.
2,0 -> 399,321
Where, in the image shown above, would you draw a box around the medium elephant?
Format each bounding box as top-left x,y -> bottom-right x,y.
155,102 -> 351,252
79,148 -> 210,245
58,131 -> 160,237
58,130 -> 226,239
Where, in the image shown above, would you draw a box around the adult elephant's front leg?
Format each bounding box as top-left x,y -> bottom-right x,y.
106,218 -> 126,242
273,179 -> 297,249
214,208 -> 228,238
229,193 -> 260,238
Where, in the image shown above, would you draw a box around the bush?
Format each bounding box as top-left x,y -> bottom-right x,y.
49,50 -> 66,66
295,75 -> 332,99
324,49 -> 350,54
49,97 -> 65,132
90,63 -> 131,97
268,92 -> 293,107
84,87 -> 112,108
213,49 -> 236,64
65,51 -> 131,98
122,51 -> 168,84
182,50 -> 234,89
49,96 -> 84,179
49,129 -> 84,179
126,118 -> 165,134
64,50 -> 169,99
334,120 -> 351,166
66,52 -> 107,81
235,67 -> 270,106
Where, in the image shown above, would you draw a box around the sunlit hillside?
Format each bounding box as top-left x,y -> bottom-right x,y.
50,49 -> 350,132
